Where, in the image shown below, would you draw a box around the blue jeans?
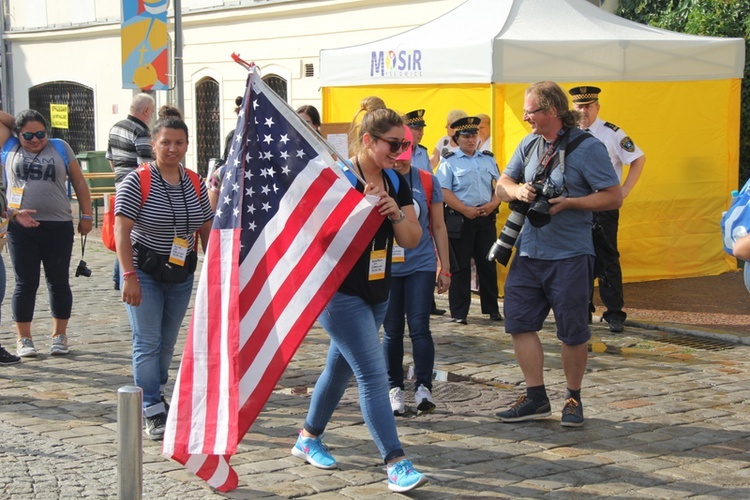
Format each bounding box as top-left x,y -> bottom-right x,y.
305,292 -> 404,463
124,269 -> 194,415
383,271 -> 435,392
0,256 -> 6,324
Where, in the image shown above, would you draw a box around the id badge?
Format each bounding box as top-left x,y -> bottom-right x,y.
169,237 -> 189,266
8,187 -> 23,209
392,244 -> 405,263
368,249 -> 387,281
0,218 -> 7,238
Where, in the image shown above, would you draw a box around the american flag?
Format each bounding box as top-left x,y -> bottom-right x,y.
161,70 -> 383,491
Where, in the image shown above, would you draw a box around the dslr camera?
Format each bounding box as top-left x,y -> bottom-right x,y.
526,178 -> 563,228
75,259 -> 92,278
486,178 -> 563,266
486,199 -> 529,266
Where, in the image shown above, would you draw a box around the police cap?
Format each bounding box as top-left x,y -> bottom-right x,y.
451,116 -> 480,135
403,109 -> 426,128
569,86 -> 601,105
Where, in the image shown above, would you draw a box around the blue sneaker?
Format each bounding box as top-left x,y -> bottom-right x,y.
387,459 -> 428,492
291,432 -> 336,469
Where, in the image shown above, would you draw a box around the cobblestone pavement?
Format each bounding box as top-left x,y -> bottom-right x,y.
2,241 -> 750,498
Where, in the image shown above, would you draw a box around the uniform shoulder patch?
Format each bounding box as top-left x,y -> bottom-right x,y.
604,121 -> 620,132
620,136 -> 635,153
442,151 -> 455,159
481,150 -> 494,157
417,144 -> 428,151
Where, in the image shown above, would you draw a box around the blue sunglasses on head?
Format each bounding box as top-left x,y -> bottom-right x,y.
21,130 -> 47,140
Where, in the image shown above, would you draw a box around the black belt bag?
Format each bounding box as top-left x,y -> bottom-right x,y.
134,242 -> 197,284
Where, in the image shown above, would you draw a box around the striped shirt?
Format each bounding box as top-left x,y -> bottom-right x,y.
106,116 -> 154,184
115,163 -> 214,264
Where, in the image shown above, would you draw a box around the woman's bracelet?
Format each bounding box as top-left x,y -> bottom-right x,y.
439,270 -> 452,277
80,214 -> 93,221
122,270 -> 138,281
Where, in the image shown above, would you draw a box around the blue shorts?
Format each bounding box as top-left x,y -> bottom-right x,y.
503,255 -> 594,346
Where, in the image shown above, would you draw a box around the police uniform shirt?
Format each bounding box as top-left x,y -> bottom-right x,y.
586,117 -> 644,182
435,149 -> 499,207
411,144 -> 431,172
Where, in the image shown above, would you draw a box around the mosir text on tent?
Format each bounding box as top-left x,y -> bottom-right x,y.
370,50 -> 423,77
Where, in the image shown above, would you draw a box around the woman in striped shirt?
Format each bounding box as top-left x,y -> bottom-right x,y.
114,117 -> 213,441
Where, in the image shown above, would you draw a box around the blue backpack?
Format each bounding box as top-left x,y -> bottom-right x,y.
339,159 -> 400,192
2,136 -> 72,197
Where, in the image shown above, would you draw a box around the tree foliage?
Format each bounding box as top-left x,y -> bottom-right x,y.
618,0 -> 750,186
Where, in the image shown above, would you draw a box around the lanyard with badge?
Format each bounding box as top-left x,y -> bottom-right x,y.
155,168 -> 191,267
357,158 -> 394,280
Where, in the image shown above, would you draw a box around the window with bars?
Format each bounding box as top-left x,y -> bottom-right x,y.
263,75 -> 288,101
195,77 -> 221,177
28,81 -> 95,154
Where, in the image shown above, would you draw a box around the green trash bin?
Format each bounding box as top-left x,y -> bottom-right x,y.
76,151 -> 114,205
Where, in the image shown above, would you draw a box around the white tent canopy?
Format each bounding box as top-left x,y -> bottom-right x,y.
319,0 -> 745,86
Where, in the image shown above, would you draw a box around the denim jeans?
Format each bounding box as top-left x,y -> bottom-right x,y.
305,292 -> 404,463
383,271 -> 435,393
124,269 -> 194,416
0,256 -> 6,324
8,221 -> 74,322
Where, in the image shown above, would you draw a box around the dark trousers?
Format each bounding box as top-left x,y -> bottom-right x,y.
448,214 -> 499,319
591,209 -> 626,322
8,221 -> 74,322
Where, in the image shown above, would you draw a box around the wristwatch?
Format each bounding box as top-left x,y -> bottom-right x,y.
389,209 -> 405,224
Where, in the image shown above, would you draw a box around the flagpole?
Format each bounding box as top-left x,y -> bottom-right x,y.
231,55 -> 366,186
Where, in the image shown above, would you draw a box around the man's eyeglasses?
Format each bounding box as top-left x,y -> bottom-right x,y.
523,108 -> 544,116
372,135 -> 411,154
21,130 -> 47,140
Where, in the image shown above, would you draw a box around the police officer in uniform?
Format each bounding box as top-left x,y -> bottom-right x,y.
435,116 -> 502,324
403,109 -> 431,172
569,86 -> 646,333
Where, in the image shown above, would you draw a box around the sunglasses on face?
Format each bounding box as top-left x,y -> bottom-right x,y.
21,130 -> 47,140
372,134 -> 411,154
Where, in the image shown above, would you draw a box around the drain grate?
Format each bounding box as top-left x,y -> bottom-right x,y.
431,381 -> 482,403
651,333 -> 736,351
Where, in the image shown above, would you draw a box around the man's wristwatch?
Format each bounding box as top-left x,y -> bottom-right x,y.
389,209 -> 405,224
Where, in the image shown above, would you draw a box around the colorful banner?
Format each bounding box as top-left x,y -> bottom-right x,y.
49,104 -> 69,129
121,0 -> 169,91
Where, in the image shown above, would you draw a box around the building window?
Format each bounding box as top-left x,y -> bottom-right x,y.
29,81 -> 95,153
195,77 -> 221,177
263,75 -> 287,101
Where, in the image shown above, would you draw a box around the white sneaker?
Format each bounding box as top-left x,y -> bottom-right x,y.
415,385 -> 436,414
389,387 -> 405,415
16,337 -> 37,358
50,334 -> 69,355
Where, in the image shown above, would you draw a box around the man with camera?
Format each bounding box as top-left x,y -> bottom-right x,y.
435,116 -> 502,325
569,86 -> 646,333
494,81 -> 622,427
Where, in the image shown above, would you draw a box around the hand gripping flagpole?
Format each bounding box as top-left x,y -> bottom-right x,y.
230,53 -> 366,187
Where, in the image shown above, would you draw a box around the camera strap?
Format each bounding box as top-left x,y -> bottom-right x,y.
533,130 -> 569,182
80,234 -> 87,259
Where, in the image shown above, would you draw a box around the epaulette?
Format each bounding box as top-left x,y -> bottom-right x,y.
417,144 -> 428,151
481,150 -> 494,157
442,151 -> 455,159
604,121 -> 620,132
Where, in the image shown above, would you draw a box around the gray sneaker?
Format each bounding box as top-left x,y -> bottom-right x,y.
16,337 -> 37,358
50,335 -> 69,355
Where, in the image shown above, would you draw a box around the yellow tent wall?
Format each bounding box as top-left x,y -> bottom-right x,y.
324,78 -> 740,286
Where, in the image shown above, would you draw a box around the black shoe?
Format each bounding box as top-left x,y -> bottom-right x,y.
0,346 -> 21,365
496,395 -> 551,422
608,319 -> 624,333
145,412 -> 167,440
561,398 -> 584,427
451,318 -> 468,325
489,313 -> 503,321
431,307 -> 446,316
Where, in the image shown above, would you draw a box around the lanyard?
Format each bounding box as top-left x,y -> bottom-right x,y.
154,164 -> 190,238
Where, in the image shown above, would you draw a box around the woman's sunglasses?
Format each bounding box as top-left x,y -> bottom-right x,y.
21,131 -> 47,140
372,135 -> 411,154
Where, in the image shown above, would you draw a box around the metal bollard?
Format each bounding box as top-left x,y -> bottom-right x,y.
118,386 -> 143,500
